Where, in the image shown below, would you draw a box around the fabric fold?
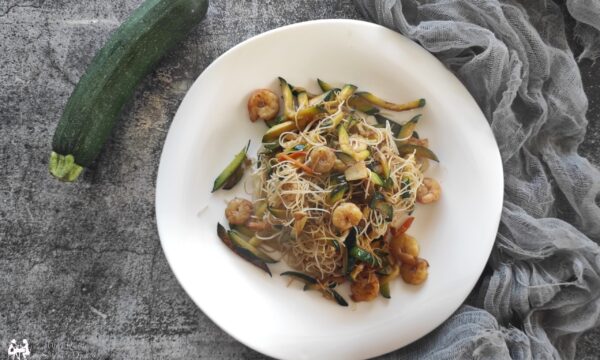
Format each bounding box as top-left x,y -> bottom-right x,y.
354,1 -> 600,358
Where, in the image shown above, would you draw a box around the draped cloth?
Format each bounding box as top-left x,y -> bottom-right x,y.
353,1 -> 600,358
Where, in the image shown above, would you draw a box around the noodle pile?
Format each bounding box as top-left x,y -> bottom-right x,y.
216,78 -> 439,304
251,93 -> 424,278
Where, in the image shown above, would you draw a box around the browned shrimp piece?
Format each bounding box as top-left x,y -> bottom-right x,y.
332,202 -> 362,231
351,271 -> 380,302
247,89 -> 280,122
309,146 -> 336,174
390,233 -> 419,257
400,258 -> 429,285
416,178 -> 441,204
393,251 -> 418,266
225,198 -> 253,225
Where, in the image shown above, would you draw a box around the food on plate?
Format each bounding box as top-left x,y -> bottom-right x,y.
214,77 -> 440,305
248,89 -> 280,122
212,141 -> 250,192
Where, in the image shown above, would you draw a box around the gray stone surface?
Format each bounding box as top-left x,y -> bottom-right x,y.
0,0 -> 597,359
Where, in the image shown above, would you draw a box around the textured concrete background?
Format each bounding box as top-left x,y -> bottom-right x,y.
0,0 -> 598,359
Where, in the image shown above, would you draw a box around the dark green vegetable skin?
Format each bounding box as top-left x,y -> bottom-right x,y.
370,192 -> 394,221
212,141 -> 249,192
281,271 -> 348,307
50,0 -> 209,181
217,223 -> 272,276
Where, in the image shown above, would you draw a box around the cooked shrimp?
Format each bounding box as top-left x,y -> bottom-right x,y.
225,198 -> 253,225
400,258 -> 429,285
247,89 -> 279,122
394,250 -> 418,266
351,271 -> 380,302
309,146 -> 336,173
416,177 -> 441,204
332,202 -> 362,231
390,233 -> 419,257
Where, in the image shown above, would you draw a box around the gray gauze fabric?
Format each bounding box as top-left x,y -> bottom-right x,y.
354,1 -> 600,359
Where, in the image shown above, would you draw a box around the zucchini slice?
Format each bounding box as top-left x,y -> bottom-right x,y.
228,230 -> 277,264
268,206 -> 287,219
281,271 -> 348,307
344,161 -> 369,181
348,96 -> 379,115
335,152 -> 356,166
338,84 -> 358,102
357,92 -> 426,112
317,78 -> 334,92
331,239 -> 341,252
369,192 -> 393,221
369,171 -> 384,186
217,223 -> 233,248
262,121 -> 296,143
281,271 -> 317,284
378,154 -> 390,178
262,142 -> 282,154
290,85 -> 316,98
338,124 -> 350,144
230,224 -> 255,238
374,114 -> 402,137
398,114 -> 422,139
296,105 -> 325,129
330,112 -> 345,128
343,228 -> 358,277
212,141 -> 250,192
401,177 -> 412,199
383,177 -> 394,190
279,77 -> 295,120
338,125 -> 370,161
379,282 -> 391,299
379,265 -> 400,299
327,182 -> 349,205
308,89 -> 338,106
217,223 -> 271,276
265,114 -> 285,128
222,165 -> 244,190
350,246 -> 380,267
329,289 -> 349,307
297,92 -> 309,108
254,200 -> 268,218
396,143 -> 439,162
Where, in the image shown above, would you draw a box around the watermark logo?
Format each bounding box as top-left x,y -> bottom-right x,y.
7,339 -> 30,360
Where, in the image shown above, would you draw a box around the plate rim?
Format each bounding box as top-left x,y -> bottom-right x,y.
155,18 -> 504,359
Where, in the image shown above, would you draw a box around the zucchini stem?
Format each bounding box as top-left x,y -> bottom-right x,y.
49,151 -> 84,182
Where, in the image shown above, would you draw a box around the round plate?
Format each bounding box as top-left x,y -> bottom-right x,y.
156,19 -> 503,360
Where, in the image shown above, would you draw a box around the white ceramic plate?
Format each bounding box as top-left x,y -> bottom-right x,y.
156,19 -> 503,360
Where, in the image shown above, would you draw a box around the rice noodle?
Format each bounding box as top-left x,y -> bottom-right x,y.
250,99 -> 425,279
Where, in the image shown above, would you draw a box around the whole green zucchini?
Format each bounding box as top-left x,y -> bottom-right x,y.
49,0 -> 209,181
